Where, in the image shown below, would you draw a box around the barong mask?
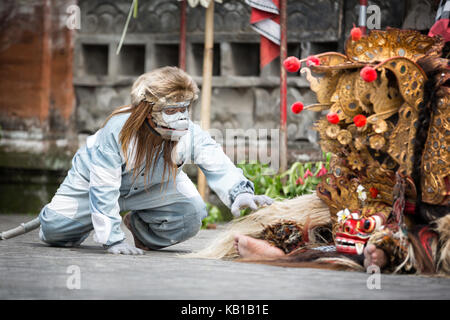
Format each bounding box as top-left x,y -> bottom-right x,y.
295,28 -> 448,256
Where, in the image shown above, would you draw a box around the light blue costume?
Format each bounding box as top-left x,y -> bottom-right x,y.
38,112 -> 254,249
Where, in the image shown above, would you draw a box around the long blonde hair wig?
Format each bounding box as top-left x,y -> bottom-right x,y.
103,67 -> 199,184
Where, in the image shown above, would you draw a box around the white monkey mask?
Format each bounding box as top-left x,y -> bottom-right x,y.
150,100 -> 191,141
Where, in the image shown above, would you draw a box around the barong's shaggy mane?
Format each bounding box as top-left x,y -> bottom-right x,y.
183,193 -> 365,271
436,215 -> 450,274
182,194 -> 331,260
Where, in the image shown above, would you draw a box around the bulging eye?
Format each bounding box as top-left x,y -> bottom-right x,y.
363,219 -> 374,232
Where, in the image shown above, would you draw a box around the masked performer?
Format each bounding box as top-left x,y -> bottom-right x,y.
187,29 -> 449,275
27,66 -> 272,255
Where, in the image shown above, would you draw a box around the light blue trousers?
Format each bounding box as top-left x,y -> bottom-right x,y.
38,172 -> 207,250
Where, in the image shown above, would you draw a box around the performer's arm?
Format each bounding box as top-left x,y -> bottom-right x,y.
87,120 -> 125,247
184,122 -> 272,216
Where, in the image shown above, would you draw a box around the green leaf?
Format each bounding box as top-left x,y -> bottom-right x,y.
237,159 -> 331,206
133,0 -> 138,18
313,162 -> 322,175
201,202 -> 223,228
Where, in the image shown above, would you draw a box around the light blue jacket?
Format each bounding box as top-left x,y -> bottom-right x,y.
74,112 -> 253,245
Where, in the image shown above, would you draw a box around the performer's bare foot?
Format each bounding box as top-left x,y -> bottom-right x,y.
234,234 -> 285,260
123,212 -> 151,251
364,244 -> 387,270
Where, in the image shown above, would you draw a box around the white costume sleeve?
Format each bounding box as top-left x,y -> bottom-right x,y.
179,122 -> 254,207
87,118 -> 125,246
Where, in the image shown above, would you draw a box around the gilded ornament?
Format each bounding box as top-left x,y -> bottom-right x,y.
369,135 -> 386,150
372,119 -> 388,133
337,130 -> 352,145
326,124 -> 340,139
347,152 -> 364,171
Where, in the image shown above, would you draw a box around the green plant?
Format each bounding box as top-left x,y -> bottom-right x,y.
236,152 -> 331,216
201,202 -> 223,229
200,152 -> 332,224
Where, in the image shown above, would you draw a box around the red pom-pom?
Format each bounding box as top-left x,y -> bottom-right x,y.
283,56 -> 301,72
327,112 -> 340,124
351,26 -> 362,41
291,102 -> 304,114
360,66 -> 377,82
306,55 -> 320,67
353,114 -> 367,127
369,187 -> 379,199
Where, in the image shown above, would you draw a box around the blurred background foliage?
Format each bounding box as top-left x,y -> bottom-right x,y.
202,152 -> 332,228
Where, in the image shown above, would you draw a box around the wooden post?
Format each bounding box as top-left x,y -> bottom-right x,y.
179,0 -> 186,70
279,0 -> 287,173
198,0 -> 215,201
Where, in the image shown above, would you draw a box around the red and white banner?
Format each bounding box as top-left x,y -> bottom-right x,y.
246,0 -> 280,68
429,0 -> 450,42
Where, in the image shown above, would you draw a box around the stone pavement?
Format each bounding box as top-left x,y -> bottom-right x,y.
0,214 -> 449,300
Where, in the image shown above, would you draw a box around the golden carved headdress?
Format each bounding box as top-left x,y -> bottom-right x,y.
294,28 -> 449,221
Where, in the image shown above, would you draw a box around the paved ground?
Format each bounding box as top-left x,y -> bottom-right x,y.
0,214 -> 449,300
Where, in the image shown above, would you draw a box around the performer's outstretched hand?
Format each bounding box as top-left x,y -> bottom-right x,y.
106,241 -> 144,255
231,193 -> 273,217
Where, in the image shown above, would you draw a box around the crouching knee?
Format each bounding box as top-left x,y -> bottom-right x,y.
39,209 -> 90,247
183,197 -> 207,239
39,223 -> 68,246
129,197 -> 208,250
39,226 -> 62,246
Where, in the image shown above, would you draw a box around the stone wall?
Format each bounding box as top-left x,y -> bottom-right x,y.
0,0 -> 77,213
0,0 -> 77,163
74,0 -> 349,163
73,0 -> 408,163
0,0 -> 413,213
